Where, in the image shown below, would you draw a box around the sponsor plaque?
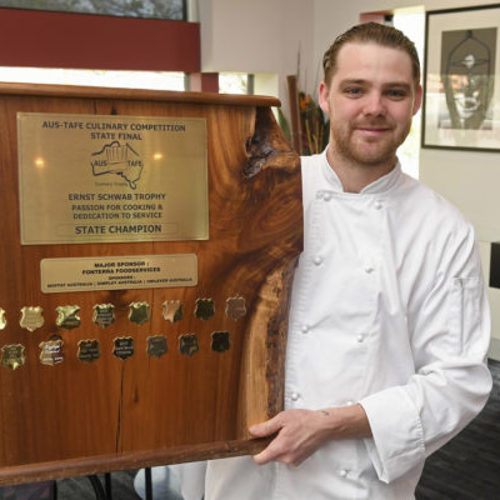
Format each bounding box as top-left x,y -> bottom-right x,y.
41,254 -> 198,293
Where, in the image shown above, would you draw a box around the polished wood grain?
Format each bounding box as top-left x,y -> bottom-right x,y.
0,82 -> 281,108
0,84 -> 302,485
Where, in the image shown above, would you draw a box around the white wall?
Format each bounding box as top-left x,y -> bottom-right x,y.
196,0 -> 314,118
198,0 -> 500,357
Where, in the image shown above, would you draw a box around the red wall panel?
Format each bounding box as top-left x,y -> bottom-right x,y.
0,8 -> 200,72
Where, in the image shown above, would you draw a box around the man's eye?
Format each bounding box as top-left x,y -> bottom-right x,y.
386,89 -> 407,99
344,87 -> 363,96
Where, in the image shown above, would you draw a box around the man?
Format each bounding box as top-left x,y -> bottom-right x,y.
174,22 -> 492,499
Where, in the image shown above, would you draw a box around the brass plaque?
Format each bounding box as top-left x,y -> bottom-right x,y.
18,112 -> 208,245
128,302 -> 150,326
1,344 -> 26,370
55,305 -> 81,330
162,300 -> 183,323
40,254 -> 198,293
0,308 -> 6,330
113,337 -> 134,360
178,334 -> 199,357
225,296 -> 247,321
39,338 -> 64,366
147,335 -> 168,358
211,331 -> 231,353
19,306 -> 45,332
194,298 -> 215,320
77,340 -> 101,363
93,304 -> 115,328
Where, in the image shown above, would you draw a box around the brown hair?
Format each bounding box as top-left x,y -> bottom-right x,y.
322,22 -> 420,87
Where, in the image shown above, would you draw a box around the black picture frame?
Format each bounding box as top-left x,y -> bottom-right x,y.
422,3 -> 500,152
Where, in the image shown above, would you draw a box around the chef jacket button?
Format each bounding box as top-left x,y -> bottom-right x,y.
313,256 -> 323,266
364,265 -> 374,274
340,469 -> 349,478
301,324 -> 310,334
291,392 -> 300,401
323,192 -> 332,202
374,200 -> 383,210
357,334 -> 365,343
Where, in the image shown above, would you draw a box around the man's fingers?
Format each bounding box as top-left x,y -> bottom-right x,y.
253,440 -> 281,465
253,439 -> 303,467
249,414 -> 282,437
252,448 -> 271,465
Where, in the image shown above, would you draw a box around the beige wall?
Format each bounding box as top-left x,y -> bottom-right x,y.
197,0 -> 500,357
195,0 -> 314,119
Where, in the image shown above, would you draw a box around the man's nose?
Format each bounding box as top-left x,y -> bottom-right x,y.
363,92 -> 386,116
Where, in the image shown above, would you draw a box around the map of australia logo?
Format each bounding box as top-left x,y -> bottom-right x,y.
90,141 -> 143,189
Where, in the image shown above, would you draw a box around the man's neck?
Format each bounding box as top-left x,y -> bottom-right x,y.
326,147 -> 397,193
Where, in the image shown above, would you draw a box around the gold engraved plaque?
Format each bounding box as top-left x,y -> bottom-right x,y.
93,304 -> 115,328
77,340 -> 100,363
162,300 -> 183,323
128,302 -> 150,326
147,335 -> 168,358
39,337 -> 64,366
1,344 -> 25,370
18,113 -> 208,245
20,306 -> 45,332
0,308 -> 6,330
41,254 -> 197,293
56,305 -> 81,330
225,296 -> 247,321
113,337 -> 134,360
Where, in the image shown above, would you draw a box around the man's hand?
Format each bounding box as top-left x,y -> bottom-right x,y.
250,404 -> 371,467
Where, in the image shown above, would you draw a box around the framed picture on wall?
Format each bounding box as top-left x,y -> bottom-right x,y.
422,3 -> 500,151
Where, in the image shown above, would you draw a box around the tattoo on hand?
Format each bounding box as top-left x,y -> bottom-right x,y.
320,410 -> 330,416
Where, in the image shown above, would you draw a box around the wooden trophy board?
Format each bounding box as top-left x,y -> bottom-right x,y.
0,83 -> 302,485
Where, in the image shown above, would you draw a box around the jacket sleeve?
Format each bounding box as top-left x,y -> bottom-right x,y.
359,223 -> 492,483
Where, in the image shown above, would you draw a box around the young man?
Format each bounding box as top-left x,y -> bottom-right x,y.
175,23 -> 492,499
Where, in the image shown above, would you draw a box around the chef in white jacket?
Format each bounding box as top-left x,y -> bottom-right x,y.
173,22 -> 492,500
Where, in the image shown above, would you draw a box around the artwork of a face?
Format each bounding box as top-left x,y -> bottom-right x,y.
440,28 -> 496,130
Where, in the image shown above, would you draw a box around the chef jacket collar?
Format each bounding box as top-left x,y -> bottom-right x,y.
320,147 -> 402,195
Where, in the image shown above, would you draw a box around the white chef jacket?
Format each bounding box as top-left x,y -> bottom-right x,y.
177,150 -> 492,500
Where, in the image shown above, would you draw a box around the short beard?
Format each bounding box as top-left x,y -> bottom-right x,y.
331,120 -> 411,168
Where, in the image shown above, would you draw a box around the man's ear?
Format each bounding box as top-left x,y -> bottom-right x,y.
413,84 -> 423,116
318,81 -> 331,115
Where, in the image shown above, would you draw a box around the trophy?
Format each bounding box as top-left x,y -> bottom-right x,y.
0,82 -> 301,485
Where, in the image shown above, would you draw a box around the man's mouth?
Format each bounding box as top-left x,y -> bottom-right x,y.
355,126 -> 391,136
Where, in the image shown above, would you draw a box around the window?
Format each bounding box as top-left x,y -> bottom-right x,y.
0,0 -> 186,20
0,67 -> 186,91
393,7 -> 425,179
219,73 -> 254,95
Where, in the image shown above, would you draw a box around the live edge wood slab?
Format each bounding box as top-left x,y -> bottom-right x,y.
0,83 -> 302,485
